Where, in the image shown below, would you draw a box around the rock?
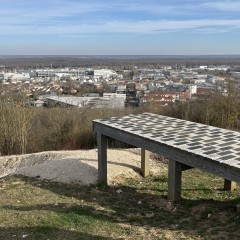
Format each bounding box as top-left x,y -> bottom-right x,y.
116,189 -> 123,194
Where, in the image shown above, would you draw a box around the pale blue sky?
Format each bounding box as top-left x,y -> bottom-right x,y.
1,0 -> 240,55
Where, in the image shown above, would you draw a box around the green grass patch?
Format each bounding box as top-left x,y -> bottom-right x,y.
0,167 -> 240,239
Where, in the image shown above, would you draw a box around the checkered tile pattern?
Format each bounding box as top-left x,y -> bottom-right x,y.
94,112 -> 240,168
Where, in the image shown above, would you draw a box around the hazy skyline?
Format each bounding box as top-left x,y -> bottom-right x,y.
1,0 -> 240,55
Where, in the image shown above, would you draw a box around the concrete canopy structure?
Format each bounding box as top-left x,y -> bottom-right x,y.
93,113 -> 240,202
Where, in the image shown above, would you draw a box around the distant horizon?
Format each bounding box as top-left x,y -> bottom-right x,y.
1,54 -> 240,59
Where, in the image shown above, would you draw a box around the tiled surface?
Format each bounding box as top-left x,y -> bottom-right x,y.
94,112 -> 240,167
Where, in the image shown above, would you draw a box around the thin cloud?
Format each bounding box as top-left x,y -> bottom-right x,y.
1,0 -> 239,29
0,0 -> 234,23
1,1 -> 240,36
202,1 -> 240,12
1,19 -> 240,35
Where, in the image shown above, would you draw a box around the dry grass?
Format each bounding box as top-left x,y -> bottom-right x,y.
0,161 -> 239,240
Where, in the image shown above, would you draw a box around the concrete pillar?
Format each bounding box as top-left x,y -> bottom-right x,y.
224,179 -> 237,191
141,149 -> 150,177
168,160 -> 182,202
97,133 -> 107,185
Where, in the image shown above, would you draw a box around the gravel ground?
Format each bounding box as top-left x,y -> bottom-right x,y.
0,149 -> 166,185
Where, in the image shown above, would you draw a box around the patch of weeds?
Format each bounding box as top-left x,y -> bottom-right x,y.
209,228 -> 221,236
152,175 -> 168,182
57,208 -> 112,229
200,208 -> 214,219
127,214 -> 143,223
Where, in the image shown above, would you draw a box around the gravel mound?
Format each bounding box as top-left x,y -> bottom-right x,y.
0,149 -> 166,185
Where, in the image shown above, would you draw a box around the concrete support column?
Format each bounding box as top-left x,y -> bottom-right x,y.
224,179 -> 237,191
141,149 -> 150,177
97,133 -> 107,185
168,160 -> 182,202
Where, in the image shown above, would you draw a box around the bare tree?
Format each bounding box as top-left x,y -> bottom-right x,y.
0,93 -> 33,155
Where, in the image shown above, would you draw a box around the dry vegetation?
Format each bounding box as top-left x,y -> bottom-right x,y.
0,98 -> 152,155
0,81 -> 240,156
164,82 -> 240,130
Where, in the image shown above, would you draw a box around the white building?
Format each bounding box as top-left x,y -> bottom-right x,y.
4,73 -> 30,81
94,69 -> 117,79
46,95 -> 125,109
189,85 -> 197,94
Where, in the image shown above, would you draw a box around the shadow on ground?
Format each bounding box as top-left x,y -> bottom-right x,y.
1,175 -> 240,239
0,226 -> 112,240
